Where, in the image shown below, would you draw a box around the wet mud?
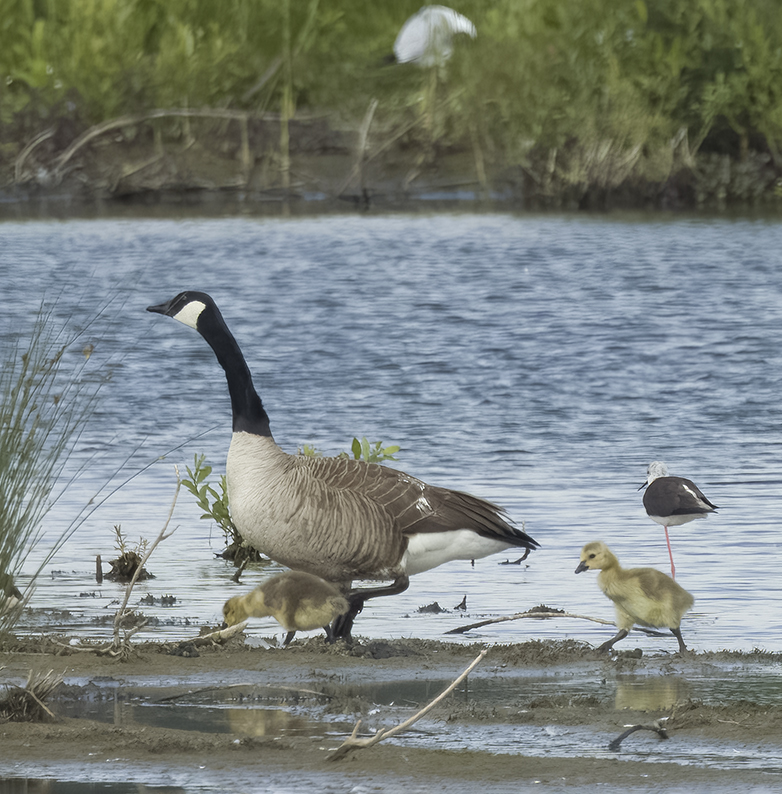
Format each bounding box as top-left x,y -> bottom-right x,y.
1,635 -> 782,791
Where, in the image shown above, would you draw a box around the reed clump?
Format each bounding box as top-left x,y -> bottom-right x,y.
0,306 -> 104,631
0,669 -> 63,723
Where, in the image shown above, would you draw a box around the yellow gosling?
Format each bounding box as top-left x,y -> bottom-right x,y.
223,571 -> 349,647
575,541 -> 694,654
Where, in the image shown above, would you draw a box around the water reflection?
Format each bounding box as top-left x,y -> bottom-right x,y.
614,677 -> 690,712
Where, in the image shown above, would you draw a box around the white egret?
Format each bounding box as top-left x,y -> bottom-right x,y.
393,5 -> 477,67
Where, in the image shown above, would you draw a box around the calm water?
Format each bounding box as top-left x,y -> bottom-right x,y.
2,211 -> 782,652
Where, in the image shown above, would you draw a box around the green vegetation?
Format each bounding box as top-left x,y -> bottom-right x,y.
2,0 -> 782,205
340,436 -> 400,464
182,437 -> 400,565
0,306 -> 103,631
182,453 -> 238,559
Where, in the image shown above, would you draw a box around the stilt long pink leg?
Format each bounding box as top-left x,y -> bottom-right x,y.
664,526 -> 675,579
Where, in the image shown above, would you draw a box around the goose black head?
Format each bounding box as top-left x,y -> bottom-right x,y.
148,291 -> 271,437
147,291 -> 217,330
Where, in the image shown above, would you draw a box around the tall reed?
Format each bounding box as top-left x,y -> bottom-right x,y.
0,305 -> 103,631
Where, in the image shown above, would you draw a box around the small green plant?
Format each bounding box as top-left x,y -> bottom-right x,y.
339,437 -> 400,464
183,438 -> 401,564
182,453 -> 263,565
297,443 -> 323,458
182,454 -> 233,538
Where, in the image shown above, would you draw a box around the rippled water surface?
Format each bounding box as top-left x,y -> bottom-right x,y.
2,211 -> 782,652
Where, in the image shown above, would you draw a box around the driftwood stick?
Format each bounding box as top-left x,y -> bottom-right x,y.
446,610 -> 616,635
14,127 -> 55,183
328,647 -> 488,761
61,469 -> 182,657
446,609 -> 669,639
608,719 -> 669,751
189,620 -> 248,647
111,467 -> 181,648
21,687 -> 57,721
53,108 -> 291,176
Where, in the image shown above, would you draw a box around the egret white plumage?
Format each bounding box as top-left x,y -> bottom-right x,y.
393,5 -> 476,67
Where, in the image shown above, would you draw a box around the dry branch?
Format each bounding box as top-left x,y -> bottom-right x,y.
49,108 -> 284,178
445,607 -> 669,639
61,468 -> 181,658
445,608 -> 616,635
608,719 -> 669,751
189,620 -> 248,647
327,647 -> 488,761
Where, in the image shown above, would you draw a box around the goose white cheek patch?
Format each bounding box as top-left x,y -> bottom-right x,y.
173,300 -> 207,329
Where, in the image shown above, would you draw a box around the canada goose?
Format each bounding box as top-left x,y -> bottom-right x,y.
575,541 -> 694,653
148,291 -> 539,638
639,461 -> 718,579
223,571 -> 349,646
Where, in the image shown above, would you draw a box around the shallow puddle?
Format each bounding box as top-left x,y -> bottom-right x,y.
25,667 -> 781,777
4,656 -> 782,793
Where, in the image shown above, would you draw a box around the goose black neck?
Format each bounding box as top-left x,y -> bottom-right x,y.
199,308 -> 272,438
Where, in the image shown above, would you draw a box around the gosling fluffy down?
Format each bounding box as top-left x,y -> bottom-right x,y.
575,541 -> 694,653
223,571 -> 349,646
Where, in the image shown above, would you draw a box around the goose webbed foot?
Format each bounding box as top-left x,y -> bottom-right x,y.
282,630 -> 296,647
330,575 -> 411,641
331,592 -> 365,641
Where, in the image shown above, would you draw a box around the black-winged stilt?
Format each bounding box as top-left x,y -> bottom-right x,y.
639,461 -> 718,579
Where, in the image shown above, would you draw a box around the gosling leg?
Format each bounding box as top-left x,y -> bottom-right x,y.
671,626 -> 688,654
331,575 -> 410,640
597,628 -> 629,652
282,630 -> 296,647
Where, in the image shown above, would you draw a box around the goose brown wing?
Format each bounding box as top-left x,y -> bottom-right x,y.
297,455 -> 539,549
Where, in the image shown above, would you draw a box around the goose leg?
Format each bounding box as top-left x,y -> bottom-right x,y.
331,575 -> 410,640
663,526 -> 676,579
597,628 -> 628,652
282,630 -> 296,647
671,626 -> 688,654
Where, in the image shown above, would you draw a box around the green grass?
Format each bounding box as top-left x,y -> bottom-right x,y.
2,0 -> 782,197
0,305 -> 104,631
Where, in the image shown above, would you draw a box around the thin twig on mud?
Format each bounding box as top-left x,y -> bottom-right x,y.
327,647 -> 488,762
113,469 -> 180,628
608,719 -> 669,751
445,607 -> 668,639
189,621 -> 248,647
60,468 -> 181,658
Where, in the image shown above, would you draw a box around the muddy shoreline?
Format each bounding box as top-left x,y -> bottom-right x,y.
4,111 -> 782,219
2,636 -> 781,790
